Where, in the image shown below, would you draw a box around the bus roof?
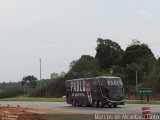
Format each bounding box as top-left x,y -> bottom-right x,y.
96,76 -> 120,79
65,76 -> 120,82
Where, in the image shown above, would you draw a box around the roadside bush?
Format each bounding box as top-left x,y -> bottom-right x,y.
30,77 -> 66,98
0,87 -> 24,98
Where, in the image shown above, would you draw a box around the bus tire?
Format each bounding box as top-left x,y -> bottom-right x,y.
108,104 -> 112,108
72,100 -> 76,106
95,101 -> 99,107
113,104 -> 117,108
76,101 -> 81,106
78,104 -> 82,107
99,101 -> 104,108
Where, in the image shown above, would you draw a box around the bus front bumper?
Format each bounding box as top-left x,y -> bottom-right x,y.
107,99 -> 125,105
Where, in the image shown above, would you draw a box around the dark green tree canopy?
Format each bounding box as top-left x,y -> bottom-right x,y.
157,57 -> 160,65
123,40 -> 156,85
123,41 -> 156,66
68,55 -> 100,78
95,38 -> 124,70
21,75 -> 38,88
146,59 -> 160,92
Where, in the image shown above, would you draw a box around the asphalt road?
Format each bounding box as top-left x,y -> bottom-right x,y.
0,101 -> 160,115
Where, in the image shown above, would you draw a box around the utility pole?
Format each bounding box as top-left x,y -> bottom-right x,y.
39,58 -> 47,97
136,71 -> 138,92
40,58 -> 42,87
46,85 -> 48,97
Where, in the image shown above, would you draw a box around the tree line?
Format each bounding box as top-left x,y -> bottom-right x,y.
32,38 -> 160,98
0,38 -> 160,98
65,38 -> 160,96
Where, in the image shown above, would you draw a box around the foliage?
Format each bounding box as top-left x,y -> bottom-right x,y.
21,75 -> 38,89
124,63 -> 143,85
67,55 -> 100,78
0,87 -> 24,99
30,77 -> 66,98
146,60 -> 160,93
123,40 -> 156,68
0,82 -> 20,91
30,39 -> 158,98
123,40 -> 156,85
157,57 -> 160,65
95,38 -> 124,71
1,38 -> 159,98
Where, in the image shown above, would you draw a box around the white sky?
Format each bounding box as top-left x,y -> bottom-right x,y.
0,0 -> 160,82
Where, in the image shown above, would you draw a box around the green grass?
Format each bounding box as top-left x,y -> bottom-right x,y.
126,100 -> 160,104
0,97 -> 66,102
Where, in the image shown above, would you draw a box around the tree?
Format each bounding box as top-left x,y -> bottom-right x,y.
21,75 -> 38,89
157,57 -> 160,65
123,41 -> 156,68
125,63 -> 143,85
95,38 -> 124,71
123,40 -> 156,85
30,77 -> 66,98
146,59 -> 160,93
67,55 -> 100,78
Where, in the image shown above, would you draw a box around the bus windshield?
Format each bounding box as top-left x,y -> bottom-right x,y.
109,89 -> 123,98
99,78 -> 124,100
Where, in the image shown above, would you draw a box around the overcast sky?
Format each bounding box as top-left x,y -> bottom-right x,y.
0,0 -> 160,82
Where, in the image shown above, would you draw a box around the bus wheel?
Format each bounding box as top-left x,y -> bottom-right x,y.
76,101 -> 81,106
94,101 -> 99,107
113,104 -> 117,108
72,100 -> 77,106
93,100 -> 96,107
99,101 -> 104,108
78,104 -> 82,107
108,104 -> 112,108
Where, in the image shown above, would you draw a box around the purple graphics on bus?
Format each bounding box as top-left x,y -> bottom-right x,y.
85,82 -> 92,104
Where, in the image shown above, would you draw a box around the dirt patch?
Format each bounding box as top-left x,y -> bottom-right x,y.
0,106 -> 46,120
0,106 -> 93,120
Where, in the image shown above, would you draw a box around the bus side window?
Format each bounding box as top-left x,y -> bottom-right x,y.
92,79 -> 97,87
66,82 -> 71,91
91,79 -> 97,95
99,78 -> 106,86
